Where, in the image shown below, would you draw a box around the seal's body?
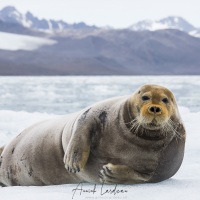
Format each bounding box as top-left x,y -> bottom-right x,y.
0,85 -> 186,186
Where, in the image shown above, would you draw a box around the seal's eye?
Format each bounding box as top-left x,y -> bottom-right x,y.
142,96 -> 150,101
162,98 -> 169,104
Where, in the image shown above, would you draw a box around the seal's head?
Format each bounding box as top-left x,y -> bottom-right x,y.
128,84 -> 180,133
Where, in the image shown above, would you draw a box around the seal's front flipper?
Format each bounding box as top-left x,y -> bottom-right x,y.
99,163 -> 151,184
64,139 -> 90,173
63,109 -> 94,173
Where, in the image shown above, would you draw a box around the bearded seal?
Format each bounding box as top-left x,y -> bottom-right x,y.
0,84 -> 185,186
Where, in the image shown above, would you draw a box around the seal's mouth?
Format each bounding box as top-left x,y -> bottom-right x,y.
126,116 -> 176,141
149,122 -> 157,127
141,119 -> 164,130
137,119 -> 167,140
142,123 -> 162,130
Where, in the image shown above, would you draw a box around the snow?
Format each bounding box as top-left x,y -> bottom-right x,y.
0,32 -> 57,51
130,20 -> 176,31
21,14 -> 32,27
149,22 -> 170,31
0,179 -> 198,200
174,17 -> 179,23
48,20 -> 53,31
12,10 -> 20,18
0,107 -> 199,199
58,23 -> 63,31
189,30 -> 200,38
0,110 -> 57,145
129,16 -> 200,39
6,9 -> 32,28
0,76 -> 199,199
0,108 -> 199,199
129,17 -> 186,32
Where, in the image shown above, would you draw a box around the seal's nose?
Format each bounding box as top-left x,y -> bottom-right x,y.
148,106 -> 162,115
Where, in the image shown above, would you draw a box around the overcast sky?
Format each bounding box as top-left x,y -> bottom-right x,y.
0,0 -> 199,28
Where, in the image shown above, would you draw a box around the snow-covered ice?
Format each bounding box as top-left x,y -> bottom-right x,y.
0,107 -> 199,200
0,76 -> 200,200
0,31 -> 57,51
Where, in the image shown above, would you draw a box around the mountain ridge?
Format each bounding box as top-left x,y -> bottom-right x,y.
0,29 -> 200,75
129,16 -> 200,38
0,6 -> 200,75
0,6 -> 200,36
0,6 -> 97,32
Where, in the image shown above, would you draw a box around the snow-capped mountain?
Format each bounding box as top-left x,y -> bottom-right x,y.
1,6 -> 199,38
0,6 -> 96,32
189,29 -> 200,38
129,16 -> 200,37
0,6 -> 31,27
159,16 -> 195,32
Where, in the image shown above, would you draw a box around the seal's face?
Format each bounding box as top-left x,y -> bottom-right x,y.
130,85 -> 178,131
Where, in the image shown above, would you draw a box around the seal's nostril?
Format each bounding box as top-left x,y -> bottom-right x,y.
149,106 -> 162,114
150,107 -> 155,113
156,107 -> 161,113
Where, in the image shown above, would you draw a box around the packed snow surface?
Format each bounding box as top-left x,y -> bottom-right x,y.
0,31 -> 57,51
0,76 -> 199,200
